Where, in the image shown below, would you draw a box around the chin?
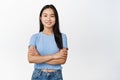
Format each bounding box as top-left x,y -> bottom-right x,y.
45,25 -> 54,28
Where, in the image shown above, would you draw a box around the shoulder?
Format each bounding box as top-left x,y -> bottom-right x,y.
61,33 -> 68,41
30,32 -> 41,39
32,32 -> 42,37
61,33 -> 67,38
61,33 -> 68,49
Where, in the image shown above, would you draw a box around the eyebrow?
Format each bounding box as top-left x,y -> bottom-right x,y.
42,13 -> 55,15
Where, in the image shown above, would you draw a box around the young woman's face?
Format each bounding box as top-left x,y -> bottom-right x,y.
41,8 -> 56,28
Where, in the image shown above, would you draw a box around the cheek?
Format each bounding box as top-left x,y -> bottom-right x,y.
52,20 -> 56,25
41,17 -> 45,21
52,18 -> 56,23
41,18 -> 46,24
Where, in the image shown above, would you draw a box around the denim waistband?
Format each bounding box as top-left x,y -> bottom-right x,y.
34,68 -> 61,73
32,68 -> 63,80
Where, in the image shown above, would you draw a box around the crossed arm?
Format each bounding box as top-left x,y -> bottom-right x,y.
28,46 -> 68,65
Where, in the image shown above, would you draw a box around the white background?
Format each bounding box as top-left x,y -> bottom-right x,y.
0,0 -> 120,80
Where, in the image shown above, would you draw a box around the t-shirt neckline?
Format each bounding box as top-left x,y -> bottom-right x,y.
41,32 -> 54,37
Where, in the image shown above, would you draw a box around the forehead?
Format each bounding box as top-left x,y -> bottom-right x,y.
42,8 -> 54,14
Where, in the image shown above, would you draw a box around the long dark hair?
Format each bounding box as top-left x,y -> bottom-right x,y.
39,4 -> 63,49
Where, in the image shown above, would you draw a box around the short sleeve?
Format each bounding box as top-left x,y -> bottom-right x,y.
29,34 -> 38,47
62,33 -> 68,49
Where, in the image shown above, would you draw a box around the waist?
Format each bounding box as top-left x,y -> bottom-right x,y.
34,68 -> 61,73
34,63 -> 62,70
41,69 -> 56,72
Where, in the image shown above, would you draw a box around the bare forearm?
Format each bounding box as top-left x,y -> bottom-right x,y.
28,46 -> 54,64
28,55 -> 53,64
46,57 -> 67,65
46,48 -> 68,65
28,46 -> 67,64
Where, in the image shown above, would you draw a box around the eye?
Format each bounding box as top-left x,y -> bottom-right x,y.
51,16 -> 55,17
50,15 -> 55,17
42,13 -> 48,17
43,15 -> 47,17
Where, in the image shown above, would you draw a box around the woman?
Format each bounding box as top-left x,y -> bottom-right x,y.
28,4 -> 68,80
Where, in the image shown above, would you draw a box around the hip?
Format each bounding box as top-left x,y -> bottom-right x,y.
31,69 -> 63,80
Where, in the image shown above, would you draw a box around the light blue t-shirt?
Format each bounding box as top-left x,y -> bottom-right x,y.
29,32 -> 68,70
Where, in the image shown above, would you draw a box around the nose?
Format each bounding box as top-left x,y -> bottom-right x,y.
47,16 -> 51,21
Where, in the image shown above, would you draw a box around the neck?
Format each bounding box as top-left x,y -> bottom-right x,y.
43,28 -> 53,35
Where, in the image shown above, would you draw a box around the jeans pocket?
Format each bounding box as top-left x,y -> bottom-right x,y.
32,69 -> 42,79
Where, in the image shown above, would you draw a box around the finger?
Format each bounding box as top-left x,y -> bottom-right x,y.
62,50 -> 68,53
62,54 -> 67,57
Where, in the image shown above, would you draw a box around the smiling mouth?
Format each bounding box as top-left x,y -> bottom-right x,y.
45,22 -> 52,25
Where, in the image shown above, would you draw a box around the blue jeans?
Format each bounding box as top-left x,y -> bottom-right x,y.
31,69 -> 63,80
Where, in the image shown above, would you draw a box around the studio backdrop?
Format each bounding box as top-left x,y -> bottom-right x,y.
0,0 -> 120,80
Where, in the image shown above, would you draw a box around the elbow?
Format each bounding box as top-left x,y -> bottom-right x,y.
61,57 -> 67,64
63,62 -> 66,64
28,58 -> 33,63
61,60 -> 67,65
28,56 -> 34,63
28,56 -> 40,64
28,60 -> 33,63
